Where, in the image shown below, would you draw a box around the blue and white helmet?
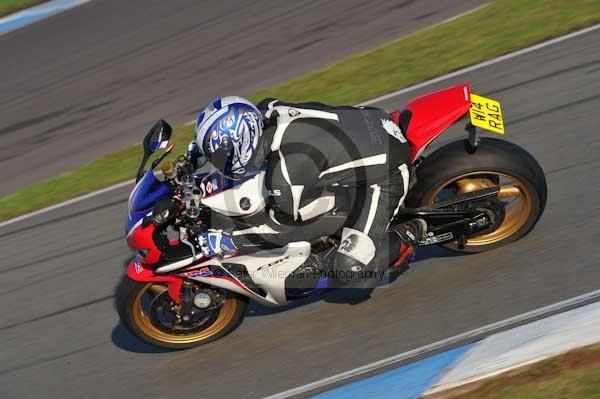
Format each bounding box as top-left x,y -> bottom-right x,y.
194,96 -> 263,177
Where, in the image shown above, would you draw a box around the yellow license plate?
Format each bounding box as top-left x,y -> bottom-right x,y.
470,93 -> 505,134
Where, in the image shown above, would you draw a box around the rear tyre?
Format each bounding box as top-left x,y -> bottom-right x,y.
116,277 -> 248,350
406,138 -> 547,253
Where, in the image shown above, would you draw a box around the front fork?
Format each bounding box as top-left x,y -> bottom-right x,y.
126,257 -> 184,302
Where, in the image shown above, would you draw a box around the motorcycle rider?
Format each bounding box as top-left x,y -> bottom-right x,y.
188,96 -> 426,288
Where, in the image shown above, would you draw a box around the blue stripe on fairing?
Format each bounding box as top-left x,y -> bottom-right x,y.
0,0 -> 90,35
309,344 -> 474,399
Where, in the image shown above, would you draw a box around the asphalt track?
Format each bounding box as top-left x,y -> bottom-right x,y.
0,0 -> 485,196
1,23 -> 599,398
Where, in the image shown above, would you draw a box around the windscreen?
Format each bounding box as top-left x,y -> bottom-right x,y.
125,169 -> 172,234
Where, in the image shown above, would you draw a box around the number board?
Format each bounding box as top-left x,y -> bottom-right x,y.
470,93 -> 505,134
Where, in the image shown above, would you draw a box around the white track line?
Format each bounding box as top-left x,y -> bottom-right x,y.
262,288 -> 600,399
181,3 -> 492,127
360,23 -> 600,106
0,179 -> 133,229
436,3 -> 490,25
2,23 -> 599,229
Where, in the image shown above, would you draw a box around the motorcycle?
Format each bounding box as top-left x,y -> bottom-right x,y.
116,83 -> 547,349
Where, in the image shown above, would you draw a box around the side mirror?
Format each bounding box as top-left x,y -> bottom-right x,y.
137,120 -> 173,182
143,119 -> 172,155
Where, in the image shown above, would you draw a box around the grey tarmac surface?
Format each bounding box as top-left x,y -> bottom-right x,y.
1,27 -> 599,399
0,0 -> 485,196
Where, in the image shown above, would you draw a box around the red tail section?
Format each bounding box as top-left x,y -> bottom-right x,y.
392,84 -> 472,160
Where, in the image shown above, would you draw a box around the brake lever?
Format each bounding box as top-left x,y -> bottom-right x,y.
179,227 -> 197,261
151,144 -> 175,170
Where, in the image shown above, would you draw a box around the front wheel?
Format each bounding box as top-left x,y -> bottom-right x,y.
406,138 -> 547,253
116,277 -> 248,350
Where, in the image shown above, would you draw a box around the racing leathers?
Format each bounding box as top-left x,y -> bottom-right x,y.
195,98 -> 417,287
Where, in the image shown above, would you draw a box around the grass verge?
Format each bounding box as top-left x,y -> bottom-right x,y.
0,125 -> 195,221
0,0 -> 49,18
438,343 -> 600,399
250,0 -> 600,104
1,0 -> 599,222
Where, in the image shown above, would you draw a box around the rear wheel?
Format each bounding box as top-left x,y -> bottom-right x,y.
116,278 -> 248,349
406,138 -> 547,253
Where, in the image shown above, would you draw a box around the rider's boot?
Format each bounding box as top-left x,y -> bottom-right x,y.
389,218 -> 427,268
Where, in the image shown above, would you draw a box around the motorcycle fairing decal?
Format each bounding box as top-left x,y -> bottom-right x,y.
154,256 -> 200,273
178,261 -> 260,297
257,255 -> 291,271
180,266 -> 213,278
237,242 -> 313,305
127,258 -> 183,302
186,267 -> 267,302
179,242 -> 311,306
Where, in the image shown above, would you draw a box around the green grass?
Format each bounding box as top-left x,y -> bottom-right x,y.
250,0 -> 600,105
443,344 -> 600,399
0,0 -> 48,18
1,0 -> 600,222
0,125 -> 195,221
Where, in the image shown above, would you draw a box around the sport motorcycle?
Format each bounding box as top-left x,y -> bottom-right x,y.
116,83 -> 547,349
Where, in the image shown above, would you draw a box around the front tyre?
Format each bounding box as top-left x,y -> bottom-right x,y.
406,138 -> 547,253
116,278 -> 248,350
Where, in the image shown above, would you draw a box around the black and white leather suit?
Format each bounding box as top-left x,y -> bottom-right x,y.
226,98 -> 412,286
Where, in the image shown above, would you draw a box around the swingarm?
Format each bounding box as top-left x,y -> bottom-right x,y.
395,187 -> 505,248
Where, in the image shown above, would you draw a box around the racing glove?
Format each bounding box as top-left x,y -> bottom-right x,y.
196,230 -> 238,258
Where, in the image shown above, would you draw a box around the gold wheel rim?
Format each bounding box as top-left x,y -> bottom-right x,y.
426,171 -> 533,246
132,283 -> 239,344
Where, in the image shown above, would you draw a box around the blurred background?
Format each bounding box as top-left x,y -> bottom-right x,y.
0,1 -> 599,398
